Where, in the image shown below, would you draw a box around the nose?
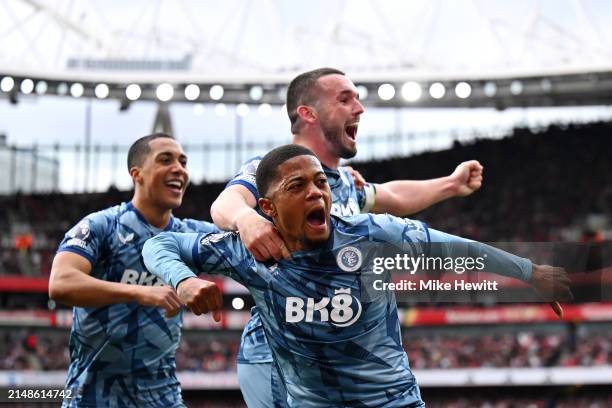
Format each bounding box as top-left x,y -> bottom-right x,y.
305,181 -> 323,200
354,98 -> 365,116
171,159 -> 189,180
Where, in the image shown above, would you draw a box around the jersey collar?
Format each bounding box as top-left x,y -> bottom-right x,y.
127,201 -> 174,231
322,165 -> 342,188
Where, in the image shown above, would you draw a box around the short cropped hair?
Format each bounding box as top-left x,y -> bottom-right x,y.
286,67 -> 345,134
127,133 -> 174,171
256,144 -> 317,198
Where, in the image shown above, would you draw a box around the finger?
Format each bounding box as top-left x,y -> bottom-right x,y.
211,285 -> 223,312
205,294 -> 221,319
549,302 -> 563,319
165,305 -> 180,318
354,173 -> 366,186
188,303 -> 202,316
195,293 -> 210,315
256,244 -> 274,261
212,310 -> 222,322
263,235 -> 284,261
269,232 -> 291,260
249,246 -> 268,262
167,294 -> 182,312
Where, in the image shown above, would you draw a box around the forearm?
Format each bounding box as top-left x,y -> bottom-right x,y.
427,228 -> 532,282
49,270 -> 142,307
210,188 -> 256,231
374,177 -> 457,216
143,232 -> 200,289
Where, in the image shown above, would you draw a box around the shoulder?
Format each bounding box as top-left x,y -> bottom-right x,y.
173,218 -> 220,234
78,203 -> 125,232
236,155 -> 263,175
332,213 -> 428,243
226,155 -> 263,192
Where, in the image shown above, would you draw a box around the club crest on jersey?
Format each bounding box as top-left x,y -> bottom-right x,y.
285,288 -> 362,327
336,246 -> 363,272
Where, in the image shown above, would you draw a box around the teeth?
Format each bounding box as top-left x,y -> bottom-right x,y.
166,181 -> 182,188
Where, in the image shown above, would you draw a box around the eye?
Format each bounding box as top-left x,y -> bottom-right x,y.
180,158 -> 188,167
288,182 -> 302,191
317,177 -> 328,186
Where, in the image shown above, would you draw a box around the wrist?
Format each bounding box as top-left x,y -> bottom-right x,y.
443,175 -> 461,197
126,284 -> 143,303
234,207 -> 256,231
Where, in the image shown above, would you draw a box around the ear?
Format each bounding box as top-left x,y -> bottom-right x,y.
258,197 -> 276,218
129,166 -> 143,185
296,105 -> 317,124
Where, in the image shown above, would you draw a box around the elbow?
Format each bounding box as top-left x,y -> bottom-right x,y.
210,200 -> 223,225
48,279 -> 68,304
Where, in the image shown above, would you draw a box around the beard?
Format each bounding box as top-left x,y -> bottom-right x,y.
321,122 -> 357,159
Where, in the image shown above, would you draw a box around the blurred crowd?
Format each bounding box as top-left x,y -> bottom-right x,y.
357,122 -> 612,242
1,122 -> 611,276
1,325 -> 609,372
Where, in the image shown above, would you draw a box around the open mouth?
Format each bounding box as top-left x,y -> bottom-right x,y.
306,207 -> 326,227
345,123 -> 358,141
165,179 -> 184,194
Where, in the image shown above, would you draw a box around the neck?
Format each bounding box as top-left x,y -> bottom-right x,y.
284,236 -> 322,253
131,192 -> 172,229
293,132 -> 340,169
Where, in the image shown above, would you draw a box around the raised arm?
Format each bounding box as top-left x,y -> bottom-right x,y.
372,160 -> 483,215
210,177 -> 290,262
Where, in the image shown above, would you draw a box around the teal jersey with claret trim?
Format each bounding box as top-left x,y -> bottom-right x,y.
228,155 -> 376,364
57,202 -> 219,408
143,213 -> 532,407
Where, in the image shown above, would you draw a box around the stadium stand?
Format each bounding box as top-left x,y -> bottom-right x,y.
0,122 -> 611,406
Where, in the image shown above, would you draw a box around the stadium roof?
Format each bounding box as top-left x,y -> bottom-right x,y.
1,0 -> 612,82
2,0 -> 612,108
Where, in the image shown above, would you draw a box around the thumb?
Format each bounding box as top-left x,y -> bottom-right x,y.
213,310 -> 222,323
549,302 -> 564,319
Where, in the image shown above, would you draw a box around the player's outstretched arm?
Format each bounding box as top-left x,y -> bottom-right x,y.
373,160 -> 484,216
210,184 -> 290,261
531,264 -> 574,318
49,252 -> 182,317
425,228 -> 573,318
143,231 -> 229,321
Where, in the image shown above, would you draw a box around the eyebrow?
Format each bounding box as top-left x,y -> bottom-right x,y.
283,170 -> 325,183
156,151 -> 187,160
338,89 -> 358,98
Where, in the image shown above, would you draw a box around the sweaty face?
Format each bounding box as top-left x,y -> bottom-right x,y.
137,138 -> 189,210
315,74 -> 365,159
264,155 -> 332,251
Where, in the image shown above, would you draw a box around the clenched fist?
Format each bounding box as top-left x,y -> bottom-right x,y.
449,160 -> 484,197
134,285 -> 183,318
176,277 -> 223,321
531,264 -> 574,319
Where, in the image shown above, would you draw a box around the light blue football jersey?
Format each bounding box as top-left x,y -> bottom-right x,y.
57,201 -> 218,408
228,156 -> 376,364
143,214 -> 532,407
